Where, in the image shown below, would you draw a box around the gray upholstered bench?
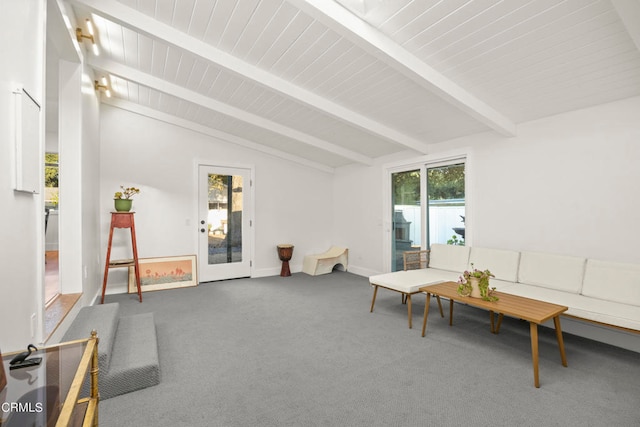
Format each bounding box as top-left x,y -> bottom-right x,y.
62,303 -> 160,399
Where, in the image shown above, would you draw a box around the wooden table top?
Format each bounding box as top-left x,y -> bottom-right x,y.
419,281 -> 568,324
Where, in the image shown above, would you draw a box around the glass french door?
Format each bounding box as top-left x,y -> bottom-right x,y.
391,169 -> 421,271
198,165 -> 251,282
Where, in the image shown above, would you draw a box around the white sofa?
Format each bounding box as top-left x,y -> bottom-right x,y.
370,244 -> 640,334
499,252 -> 640,331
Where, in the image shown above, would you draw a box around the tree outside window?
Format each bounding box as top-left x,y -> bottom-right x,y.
45,153 -> 59,207
427,164 -> 465,246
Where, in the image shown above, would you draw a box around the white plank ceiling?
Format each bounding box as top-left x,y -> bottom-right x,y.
63,0 -> 640,170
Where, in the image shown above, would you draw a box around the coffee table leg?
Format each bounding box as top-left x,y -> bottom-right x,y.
370,285 -> 378,313
407,294 -> 412,329
554,316 -> 568,367
530,322 -> 540,388
449,299 -> 454,326
436,296 -> 444,317
490,310 -> 495,333
495,313 -> 504,334
421,293 -> 431,337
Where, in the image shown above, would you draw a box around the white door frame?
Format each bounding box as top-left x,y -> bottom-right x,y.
195,161 -> 254,282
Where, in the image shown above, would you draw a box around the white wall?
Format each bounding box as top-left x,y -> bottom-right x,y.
0,0 -> 104,349
334,96 -> 640,275
79,64 -> 103,304
0,0 -> 46,351
471,96 -> 640,263
99,105 -> 333,292
331,161 -> 386,276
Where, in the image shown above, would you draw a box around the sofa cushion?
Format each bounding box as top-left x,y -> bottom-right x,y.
469,247 -> 520,282
428,244 -> 470,273
489,279 -> 518,292
582,259 -> 640,307
518,251 -> 585,294
369,269 -> 460,294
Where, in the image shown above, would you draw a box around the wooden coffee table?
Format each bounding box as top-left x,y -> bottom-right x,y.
419,281 -> 568,388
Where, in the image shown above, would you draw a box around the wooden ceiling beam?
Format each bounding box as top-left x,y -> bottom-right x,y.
70,0 -> 430,154
289,0 -> 517,137
88,57 -> 373,166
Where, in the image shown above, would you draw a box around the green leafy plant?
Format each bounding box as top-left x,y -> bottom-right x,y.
457,263 -> 498,301
447,235 -> 465,246
51,191 -> 59,207
114,186 -> 140,200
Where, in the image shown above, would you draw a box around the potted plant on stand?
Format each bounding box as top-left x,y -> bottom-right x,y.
457,263 -> 498,301
113,186 -> 140,212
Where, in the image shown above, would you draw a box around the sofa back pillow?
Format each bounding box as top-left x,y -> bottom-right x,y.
518,251 -> 586,294
469,247 -> 520,282
429,244 -> 470,273
582,259 -> 640,307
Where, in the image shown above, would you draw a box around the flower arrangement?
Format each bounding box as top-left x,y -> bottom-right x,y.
114,186 -> 140,200
457,263 -> 498,301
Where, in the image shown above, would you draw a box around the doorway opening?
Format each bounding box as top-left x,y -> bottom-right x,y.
45,153 -> 59,306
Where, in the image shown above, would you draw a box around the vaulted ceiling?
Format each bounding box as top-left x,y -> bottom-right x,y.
62,0 -> 640,171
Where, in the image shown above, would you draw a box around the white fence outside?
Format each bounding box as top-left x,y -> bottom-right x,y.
395,201 -> 465,247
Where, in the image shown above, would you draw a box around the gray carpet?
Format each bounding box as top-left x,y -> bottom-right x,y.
100,272 -> 640,426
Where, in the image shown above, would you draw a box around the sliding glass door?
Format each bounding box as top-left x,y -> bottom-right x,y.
391,170 -> 421,271
389,159 -> 466,271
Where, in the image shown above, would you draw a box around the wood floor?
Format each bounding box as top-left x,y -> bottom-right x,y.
44,293 -> 81,340
45,250 -> 81,341
45,250 -> 60,305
